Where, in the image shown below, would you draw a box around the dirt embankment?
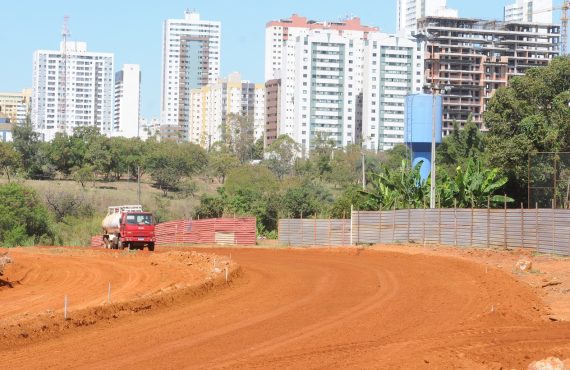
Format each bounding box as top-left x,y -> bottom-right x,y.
2,246 -> 570,369
0,247 -> 239,347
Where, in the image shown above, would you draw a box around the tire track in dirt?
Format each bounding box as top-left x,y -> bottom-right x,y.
2,248 -> 570,369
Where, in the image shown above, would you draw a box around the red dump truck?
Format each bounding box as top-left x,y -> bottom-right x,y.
102,205 -> 155,251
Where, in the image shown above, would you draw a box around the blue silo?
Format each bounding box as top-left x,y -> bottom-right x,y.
404,93 -> 443,180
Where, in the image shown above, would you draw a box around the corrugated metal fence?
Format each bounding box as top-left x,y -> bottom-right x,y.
278,209 -> 570,256
91,217 -> 256,247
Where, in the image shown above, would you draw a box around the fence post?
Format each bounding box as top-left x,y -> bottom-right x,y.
438,206 -> 441,245
550,199 -> 556,252
378,210 -> 382,244
454,200 -> 458,245
534,202 -> 540,252
392,205 -> 396,243
521,203 -> 525,248
504,196 -> 508,249
407,208 -> 411,243
340,212 -> 346,246
314,214 -> 317,246
328,217 -> 332,247
487,197 -> 491,248
422,203 -> 426,246
470,205 -> 474,247
350,204 -> 354,246
300,212 -> 304,246
357,207 -> 360,245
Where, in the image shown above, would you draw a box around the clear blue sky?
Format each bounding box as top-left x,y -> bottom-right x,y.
1,0 -> 562,119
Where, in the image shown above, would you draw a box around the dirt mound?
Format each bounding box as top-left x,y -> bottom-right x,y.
0,247 -> 238,346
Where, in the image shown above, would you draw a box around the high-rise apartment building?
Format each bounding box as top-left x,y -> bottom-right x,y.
114,64 -> 141,138
161,10 -> 221,141
265,14 -> 421,153
188,73 -> 265,149
264,14 -> 378,81
253,84 -> 266,143
505,0 -> 553,23
264,79 -> 281,147
0,89 -> 32,124
32,41 -> 114,141
362,34 -> 422,151
397,0 -> 458,35
418,16 -> 560,135
139,117 -> 161,141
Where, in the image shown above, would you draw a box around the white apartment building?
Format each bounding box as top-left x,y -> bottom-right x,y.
362,34 -> 422,151
505,0 -> 553,23
139,117 -> 161,140
253,84 -> 266,142
161,10 -> 221,140
0,89 -> 32,124
285,31 -> 366,153
264,14 -> 379,81
188,73 -> 265,149
32,41 -> 114,141
396,0 -> 458,35
114,64 -> 141,138
265,15 -> 420,154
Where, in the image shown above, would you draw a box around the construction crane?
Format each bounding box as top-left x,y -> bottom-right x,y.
532,1 -> 569,55
58,16 -> 70,132
560,0 -> 570,56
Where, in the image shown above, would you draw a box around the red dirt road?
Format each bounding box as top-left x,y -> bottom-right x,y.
2,247 -> 570,369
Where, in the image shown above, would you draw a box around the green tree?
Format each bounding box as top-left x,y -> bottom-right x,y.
224,165 -> 278,195
146,142 -> 207,196
484,57 -> 570,202
12,122 -> 54,179
0,183 -> 53,247
193,194 -> 225,219
265,135 -> 300,180
280,179 -> 333,218
0,142 -> 22,181
437,117 -> 485,176
208,144 -> 240,183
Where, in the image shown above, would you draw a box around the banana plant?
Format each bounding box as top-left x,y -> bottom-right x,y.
438,158 -> 513,208
362,160 -> 429,210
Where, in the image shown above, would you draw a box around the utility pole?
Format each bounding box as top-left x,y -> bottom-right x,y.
137,165 -> 141,205
361,151 -> 366,190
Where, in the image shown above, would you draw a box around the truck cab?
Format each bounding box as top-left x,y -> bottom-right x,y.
120,212 -> 156,251
102,205 -> 156,251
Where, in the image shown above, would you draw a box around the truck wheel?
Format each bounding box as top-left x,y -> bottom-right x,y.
148,243 -> 155,252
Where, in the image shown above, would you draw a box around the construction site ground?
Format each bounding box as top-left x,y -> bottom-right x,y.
1,245 -> 570,369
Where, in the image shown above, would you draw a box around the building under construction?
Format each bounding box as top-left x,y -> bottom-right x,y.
418,16 -> 561,135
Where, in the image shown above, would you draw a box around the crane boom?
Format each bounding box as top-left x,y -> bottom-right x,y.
562,0 -> 569,55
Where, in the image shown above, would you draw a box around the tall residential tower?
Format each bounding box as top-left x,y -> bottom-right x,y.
265,14 -> 422,153
160,10 -> 221,141
397,0 -> 458,34
505,0 -> 553,23
114,64 -> 141,138
32,41 -> 114,141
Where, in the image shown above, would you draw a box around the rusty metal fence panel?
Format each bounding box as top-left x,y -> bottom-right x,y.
278,219 -> 350,246
278,209 -> 570,256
